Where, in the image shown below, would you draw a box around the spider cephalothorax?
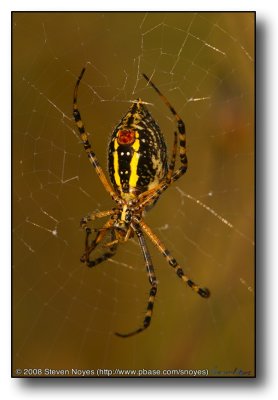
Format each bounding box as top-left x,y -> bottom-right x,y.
73,68 -> 210,338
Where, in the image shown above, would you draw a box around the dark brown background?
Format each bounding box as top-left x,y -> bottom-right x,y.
13,12 -> 254,377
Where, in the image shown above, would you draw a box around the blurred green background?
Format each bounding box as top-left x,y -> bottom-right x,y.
12,12 -> 254,377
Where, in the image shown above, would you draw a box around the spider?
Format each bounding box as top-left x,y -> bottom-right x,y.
73,67 -> 210,338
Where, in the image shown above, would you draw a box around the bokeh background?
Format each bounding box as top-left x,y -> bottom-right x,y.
12,12 -> 254,377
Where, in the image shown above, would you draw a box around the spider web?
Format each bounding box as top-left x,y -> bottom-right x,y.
12,11 -> 254,377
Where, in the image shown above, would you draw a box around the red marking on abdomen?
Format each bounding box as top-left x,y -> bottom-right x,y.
117,130 -> 135,145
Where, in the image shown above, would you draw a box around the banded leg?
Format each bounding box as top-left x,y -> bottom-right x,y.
85,230 -> 118,268
142,73 -> 188,176
80,209 -> 118,261
167,131 -> 178,182
80,209 -> 117,231
81,218 -> 116,267
136,170 -> 184,212
73,68 -> 120,203
115,225 -> 157,338
138,218 -> 210,298
137,74 -> 189,211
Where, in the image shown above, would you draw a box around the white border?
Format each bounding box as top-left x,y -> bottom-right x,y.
3,0 -> 277,399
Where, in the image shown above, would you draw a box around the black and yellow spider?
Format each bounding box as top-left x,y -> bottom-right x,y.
73,68 -> 210,338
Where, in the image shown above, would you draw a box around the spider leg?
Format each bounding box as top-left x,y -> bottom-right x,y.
73,68 -> 120,203
166,130 -> 178,182
80,209 -> 117,230
115,224 -> 157,338
80,209 -> 118,262
136,74 -> 189,211
81,217 -> 117,267
138,218 -> 210,298
142,73 -> 188,179
86,230 -> 118,268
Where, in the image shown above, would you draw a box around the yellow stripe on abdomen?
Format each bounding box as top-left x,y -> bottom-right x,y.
113,140 -> 121,188
129,138 -> 140,188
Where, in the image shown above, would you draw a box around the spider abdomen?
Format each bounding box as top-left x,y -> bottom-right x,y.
108,100 -> 168,197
